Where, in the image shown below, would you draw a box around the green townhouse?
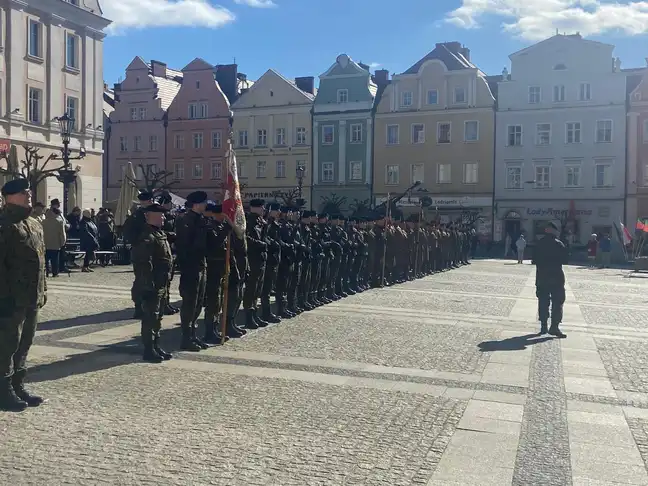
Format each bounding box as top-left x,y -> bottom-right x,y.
312,54 -> 386,212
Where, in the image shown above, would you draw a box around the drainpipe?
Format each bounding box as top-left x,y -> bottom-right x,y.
309,105 -> 314,211
624,102 -> 629,225
490,105 -> 497,241
163,112 -> 168,189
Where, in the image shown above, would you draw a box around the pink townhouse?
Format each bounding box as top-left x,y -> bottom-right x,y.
106,57 -> 181,202
166,58 -> 232,199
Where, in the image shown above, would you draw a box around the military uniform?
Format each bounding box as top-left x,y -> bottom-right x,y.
131,203 -> 174,362
0,179 -> 47,411
243,199 -> 269,329
125,191 -> 154,318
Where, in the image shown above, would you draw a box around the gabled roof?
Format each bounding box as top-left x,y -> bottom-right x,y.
403,43 -> 476,75
320,54 -> 369,78
150,65 -> 183,110
232,69 -> 314,108
509,33 -> 613,59
126,56 -> 148,71
182,58 -> 214,72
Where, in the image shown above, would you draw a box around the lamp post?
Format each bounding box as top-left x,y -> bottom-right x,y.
55,113 -> 85,215
296,165 -> 305,199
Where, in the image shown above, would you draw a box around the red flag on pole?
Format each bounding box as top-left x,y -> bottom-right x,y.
222,147 -> 246,239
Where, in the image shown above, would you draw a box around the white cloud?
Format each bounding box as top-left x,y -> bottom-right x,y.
233,0 -> 277,7
446,0 -> 648,40
103,0 -> 235,33
369,62 -> 381,69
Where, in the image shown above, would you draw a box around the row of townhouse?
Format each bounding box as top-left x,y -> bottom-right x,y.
104,33 -> 648,244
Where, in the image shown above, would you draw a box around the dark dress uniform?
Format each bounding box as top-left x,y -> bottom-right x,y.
131,203 -> 174,363
243,199 -> 269,329
532,222 -> 568,337
260,204 -> 282,323
124,191 -> 154,318
175,191 -> 209,351
0,179 -> 47,411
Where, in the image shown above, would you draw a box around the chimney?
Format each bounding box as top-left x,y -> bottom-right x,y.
460,47 -> 470,61
150,60 -> 167,78
373,69 -> 389,87
295,76 -> 315,95
215,63 -> 238,104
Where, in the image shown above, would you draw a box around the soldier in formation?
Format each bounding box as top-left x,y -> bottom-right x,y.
129,196 -> 477,360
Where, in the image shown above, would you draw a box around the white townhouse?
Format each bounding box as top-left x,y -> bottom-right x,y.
494,34 -> 627,244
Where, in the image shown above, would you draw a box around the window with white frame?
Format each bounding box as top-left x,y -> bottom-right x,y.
412,124 -> 425,144
386,165 -> 399,185
350,124 -> 362,143
349,162 -> 362,181
322,125 -> 334,144
322,162 -> 334,182
174,134 -> 184,149
188,103 -> 198,119
130,107 -> 137,121
337,89 -> 348,103
238,130 -> 248,147
507,165 -> 521,189
528,86 -> 541,104
238,162 -> 247,178
644,120 -> 648,143
119,136 -> 127,152
211,161 -> 222,180
594,160 -> 613,187
401,91 -> 413,107
256,160 -> 266,178
463,163 -> 478,184
566,122 -> 581,143
437,164 -> 451,184
192,132 -> 203,149
192,162 -> 203,180
28,87 -> 41,123
212,131 -> 221,149
139,107 -> 146,120
565,162 -> 581,187
257,129 -> 267,146
296,127 -> 307,145
427,89 -> 438,105
134,136 -> 142,152
579,83 -> 591,101
454,87 -> 466,103
134,166 -> 145,181
596,120 -> 612,143
411,164 -> 424,184
387,125 -> 399,145
65,33 -> 79,69
553,85 -> 565,102
275,160 -> 286,178
174,162 -> 184,180
437,122 -> 451,143
507,125 -> 522,146
297,160 -> 306,174
28,20 -> 42,58
199,102 -> 208,118
534,164 -> 551,188
275,128 -> 286,146
643,164 -> 648,186
464,121 -> 478,142
149,135 -> 158,151
536,123 -> 551,145
65,96 -> 78,130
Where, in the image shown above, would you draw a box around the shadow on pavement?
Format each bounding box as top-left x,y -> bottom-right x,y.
38,309 -> 136,332
478,333 -> 554,352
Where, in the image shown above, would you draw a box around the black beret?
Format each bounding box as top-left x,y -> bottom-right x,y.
1,178 -> 29,196
249,198 -> 265,208
332,214 -> 345,221
50,198 -> 60,206
280,206 -> 291,213
158,193 -> 172,204
267,202 -> 281,211
137,191 -> 154,201
317,213 -> 328,220
142,203 -> 168,213
186,191 -> 208,205
301,211 -> 312,219
205,201 -> 223,213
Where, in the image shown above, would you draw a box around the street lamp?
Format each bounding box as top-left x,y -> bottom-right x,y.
55,113 -> 85,215
296,165 -> 305,199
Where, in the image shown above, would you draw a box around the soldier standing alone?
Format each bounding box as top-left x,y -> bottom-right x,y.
0,179 -> 47,411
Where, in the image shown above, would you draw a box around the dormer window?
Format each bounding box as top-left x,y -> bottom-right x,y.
196,81 -> 200,89
553,63 -> 567,70
337,89 -> 348,103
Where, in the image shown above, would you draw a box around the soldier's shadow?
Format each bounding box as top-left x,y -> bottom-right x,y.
477,333 -> 554,352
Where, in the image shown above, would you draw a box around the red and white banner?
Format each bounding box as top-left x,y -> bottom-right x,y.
222,149 -> 246,239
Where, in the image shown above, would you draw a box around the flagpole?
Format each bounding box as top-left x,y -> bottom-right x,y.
381,193 -> 390,287
220,231 -> 232,344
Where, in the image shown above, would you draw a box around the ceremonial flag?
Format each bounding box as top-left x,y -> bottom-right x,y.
637,220 -> 648,232
620,221 -> 632,246
222,148 -> 246,239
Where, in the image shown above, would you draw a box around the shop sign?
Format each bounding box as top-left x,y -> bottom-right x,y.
0,139 -> 11,154
526,208 -> 592,217
242,189 -> 294,201
375,196 -> 492,208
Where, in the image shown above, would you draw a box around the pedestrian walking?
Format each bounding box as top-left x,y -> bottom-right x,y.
42,207 -> 67,277
515,234 -> 526,264
599,233 -> 612,268
587,234 -> 598,268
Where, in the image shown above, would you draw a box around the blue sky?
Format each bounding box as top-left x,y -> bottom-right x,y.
102,0 -> 648,86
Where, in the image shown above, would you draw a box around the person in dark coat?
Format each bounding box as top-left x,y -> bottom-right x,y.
243,199 -> 269,329
79,209 -> 99,272
531,221 -> 568,337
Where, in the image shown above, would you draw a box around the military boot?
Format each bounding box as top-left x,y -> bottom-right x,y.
226,318 -> 245,338
549,324 -> 567,338
11,371 -> 44,407
261,300 -> 281,323
539,321 -> 548,335
252,309 -> 270,327
142,334 -> 163,363
153,334 -> 173,361
0,378 -> 27,412
180,326 -> 202,352
245,309 -> 259,330
191,326 -> 210,349
203,316 -> 228,344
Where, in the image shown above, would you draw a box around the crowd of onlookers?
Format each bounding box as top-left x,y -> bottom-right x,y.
31,199 -> 116,277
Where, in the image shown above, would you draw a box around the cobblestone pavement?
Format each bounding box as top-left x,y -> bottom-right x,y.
4,260 -> 648,484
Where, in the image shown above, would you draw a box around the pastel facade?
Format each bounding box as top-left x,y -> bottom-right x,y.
494,34 -> 627,243
0,0 -> 110,208
373,42 -> 495,231
627,68 -> 648,224
312,54 -> 377,212
231,69 -> 314,205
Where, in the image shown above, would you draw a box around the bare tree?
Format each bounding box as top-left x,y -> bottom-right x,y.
277,188 -> 302,208
320,193 -> 347,215
0,145 -> 66,202
137,163 -> 178,193
349,198 -> 371,216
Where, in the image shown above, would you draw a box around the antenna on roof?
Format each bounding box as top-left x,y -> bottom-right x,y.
233,57 -> 236,64
556,28 -> 559,35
